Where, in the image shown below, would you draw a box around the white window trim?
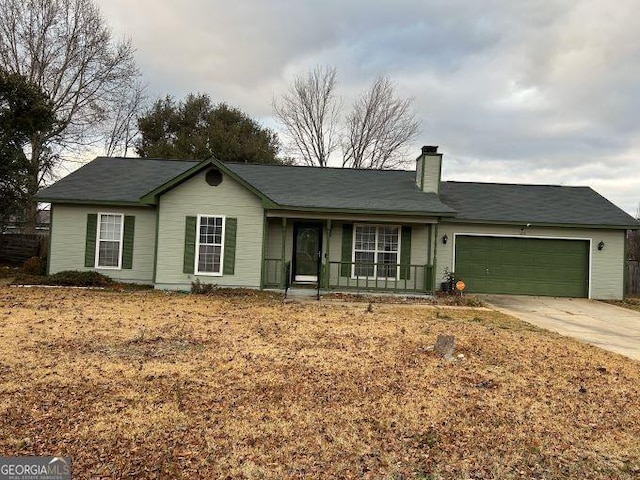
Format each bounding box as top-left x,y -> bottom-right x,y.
94,212 -> 124,270
195,214 -> 226,276
351,223 -> 402,280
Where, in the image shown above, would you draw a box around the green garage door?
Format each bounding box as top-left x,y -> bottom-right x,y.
454,236 -> 589,297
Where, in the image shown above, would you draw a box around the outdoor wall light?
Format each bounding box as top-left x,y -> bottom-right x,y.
442,234 -> 448,245
598,241 -> 605,251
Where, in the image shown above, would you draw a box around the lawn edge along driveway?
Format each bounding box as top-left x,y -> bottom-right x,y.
485,295 -> 640,361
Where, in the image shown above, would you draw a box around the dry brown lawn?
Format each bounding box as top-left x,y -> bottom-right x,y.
603,296 -> 640,313
1,286 -> 639,479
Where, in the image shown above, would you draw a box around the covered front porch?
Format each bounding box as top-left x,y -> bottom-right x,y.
261,212 -> 438,295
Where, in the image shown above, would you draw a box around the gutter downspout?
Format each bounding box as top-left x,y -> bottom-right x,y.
325,219 -> 332,289
152,203 -> 160,285
281,218 -> 287,290
624,230 -> 629,298
46,205 -> 54,275
432,223 -> 439,294
260,212 -> 268,290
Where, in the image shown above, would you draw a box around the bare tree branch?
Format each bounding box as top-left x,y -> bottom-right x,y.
272,66 -> 341,167
628,204 -> 640,261
103,79 -> 146,157
0,0 -> 141,232
343,76 -> 420,170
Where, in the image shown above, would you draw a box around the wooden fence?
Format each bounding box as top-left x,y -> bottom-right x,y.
0,234 -> 48,266
627,260 -> 640,296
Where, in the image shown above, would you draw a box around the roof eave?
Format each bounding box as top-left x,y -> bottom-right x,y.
440,217 -> 640,230
269,204 -> 458,217
35,197 -> 148,207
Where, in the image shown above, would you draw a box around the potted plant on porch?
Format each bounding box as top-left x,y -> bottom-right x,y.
441,268 -> 457,294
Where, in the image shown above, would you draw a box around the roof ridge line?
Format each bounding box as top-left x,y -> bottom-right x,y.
442,180 -> 591,189
224,161 -> 415,173
95,156 -> 200,163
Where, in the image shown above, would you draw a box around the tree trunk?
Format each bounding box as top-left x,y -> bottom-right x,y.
23,140 -> 42,235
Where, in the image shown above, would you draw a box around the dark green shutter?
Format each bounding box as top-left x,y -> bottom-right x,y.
122,216 -> 135,269
341,224 -> 353,277
400,226 -> 412,280
84,214 -> 97,267
223,217 -> 237,275
183,216 -> 197,274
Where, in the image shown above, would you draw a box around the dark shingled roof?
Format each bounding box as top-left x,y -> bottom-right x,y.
224,163 -> 456,214
440,181 -> 639,227
36,156 -> 639,228
37,157 -> 198,204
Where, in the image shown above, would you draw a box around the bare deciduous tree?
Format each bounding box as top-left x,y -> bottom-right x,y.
629,231 -> 640,261
0,0 -> 140,232
272,66 -> 341,167
104,80 -> 146,157
343,76 -> 420,170
628,203 -> 640,261
273,68 -> 420,169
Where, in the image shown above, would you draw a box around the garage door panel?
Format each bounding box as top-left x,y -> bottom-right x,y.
468,265 -> 486,277
454,236 -> 589,297
564,269 -> 587,282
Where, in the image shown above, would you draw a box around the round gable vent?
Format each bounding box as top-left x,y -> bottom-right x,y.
205,168 -> 223,186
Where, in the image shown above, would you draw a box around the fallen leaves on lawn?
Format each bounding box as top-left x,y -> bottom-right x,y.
0,287 -> 638,479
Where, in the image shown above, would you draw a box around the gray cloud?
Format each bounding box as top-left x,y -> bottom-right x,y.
96,0 -> 640,214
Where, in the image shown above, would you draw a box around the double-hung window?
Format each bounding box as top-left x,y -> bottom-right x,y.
196,215 -> 225,275
353,225 -> 400,279
96,213 -> 123,268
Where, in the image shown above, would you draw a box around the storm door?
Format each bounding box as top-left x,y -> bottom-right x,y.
292,223 -> 322,283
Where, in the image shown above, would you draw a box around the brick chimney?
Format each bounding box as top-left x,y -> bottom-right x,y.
416,145 -> 442,194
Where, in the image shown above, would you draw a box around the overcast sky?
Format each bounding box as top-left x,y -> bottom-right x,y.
96,0 -> 640,215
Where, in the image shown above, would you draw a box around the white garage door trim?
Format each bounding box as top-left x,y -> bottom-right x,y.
451,233 -> 593,299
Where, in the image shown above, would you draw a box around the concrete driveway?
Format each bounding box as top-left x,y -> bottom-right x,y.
484,295 -> 640,361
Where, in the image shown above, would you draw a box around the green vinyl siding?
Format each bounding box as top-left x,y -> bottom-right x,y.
455,236 -> 589,297
50,204 -> 156,283
154,169 -> 263,289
